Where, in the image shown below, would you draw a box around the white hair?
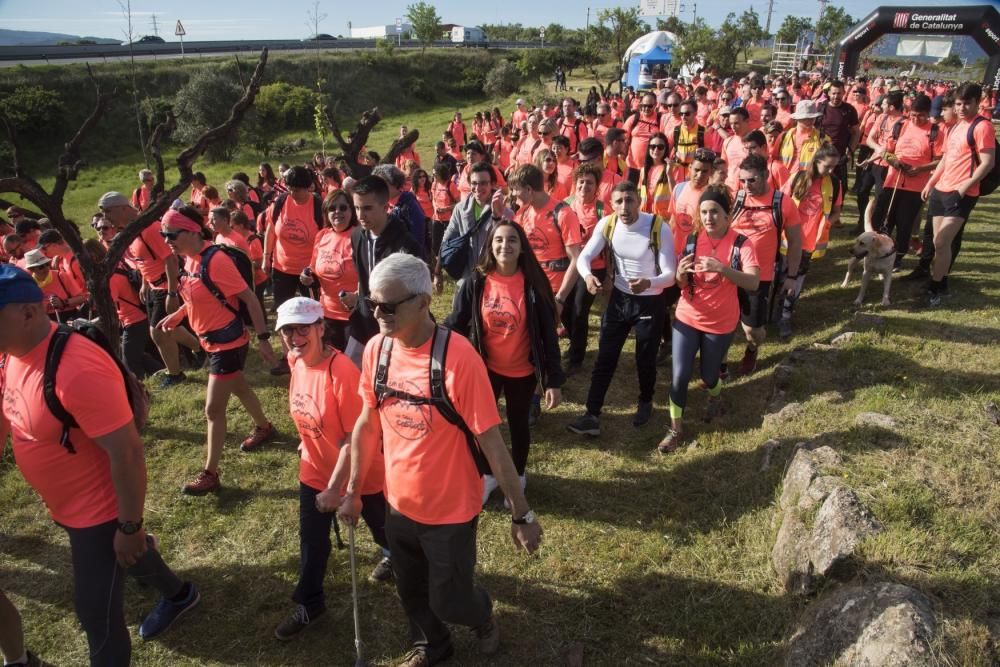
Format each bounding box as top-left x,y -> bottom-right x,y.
138,169 -> 153,180
369,253 -> 431,298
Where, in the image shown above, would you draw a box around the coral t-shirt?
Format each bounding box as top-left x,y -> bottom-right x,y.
723,135 -> 749,193
359,331 -> 500,525
431,180 -> 460,223
127,222 -> 171,288
886,121 -> 945,193
238,229 -> 268,286
215,230 -> 250,253
623,113 -> 661,170
36,269 -> 83,315
311,227 -> 358,322
569,197 -> 606,271
290,350 -> 383,494
515,199 -> 582,292
270,196 -> 320,274
668,181 -> 707,257
674,229 -> 759,334
481,271 -> 534,378
781,177 -> 843,253
730,188 -> 801,281
1,323 -> 133,528
161,243 -> 249,352
936,116 -> 996,197
110,269 -> 147,327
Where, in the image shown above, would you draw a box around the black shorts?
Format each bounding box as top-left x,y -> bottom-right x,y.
145,288 -> 168,326
928,189 -> 978,221
208,344 -> 248,377
739,280 -> 771,329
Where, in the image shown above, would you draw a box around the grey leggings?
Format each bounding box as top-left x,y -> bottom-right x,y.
669,319 -> 734,410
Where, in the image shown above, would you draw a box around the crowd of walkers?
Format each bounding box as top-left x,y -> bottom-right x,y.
0,66 -> 995,667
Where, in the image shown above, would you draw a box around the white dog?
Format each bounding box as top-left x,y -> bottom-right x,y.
841,231 -> 896,307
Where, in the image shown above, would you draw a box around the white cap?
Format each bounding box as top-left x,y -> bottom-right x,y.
275,297 -> 324,330
23,248 -> 52,269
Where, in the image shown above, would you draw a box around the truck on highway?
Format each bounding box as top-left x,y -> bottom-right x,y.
451,26 -> 487,47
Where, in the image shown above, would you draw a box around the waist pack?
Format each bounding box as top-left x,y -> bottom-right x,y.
200,316 -> 246,344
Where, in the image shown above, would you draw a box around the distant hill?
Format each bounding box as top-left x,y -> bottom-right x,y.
0,29 -> 119,46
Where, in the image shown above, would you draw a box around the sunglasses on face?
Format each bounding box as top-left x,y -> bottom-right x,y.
649,144 -> 667,150
97,225 -> 115,232
680,110 -> 693,116
664,103 -> 678,108
160,229 -> 190,241
364,293 -> 418,315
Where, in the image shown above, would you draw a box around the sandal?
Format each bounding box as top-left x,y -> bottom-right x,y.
657,429 -> 684,454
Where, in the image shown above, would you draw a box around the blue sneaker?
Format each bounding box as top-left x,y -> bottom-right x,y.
139,583 -> 199,640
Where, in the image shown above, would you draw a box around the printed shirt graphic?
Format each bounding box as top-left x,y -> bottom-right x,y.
674,229 -> 759,334
360,332 -> 501,525
515,199 -> 582,292
481,271 -> 534,377
1,323 -> 132,528
311,228 -> 358,321
271,196 -> 319,274
289,351 -> 383,494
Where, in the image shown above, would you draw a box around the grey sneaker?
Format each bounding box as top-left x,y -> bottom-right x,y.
475,615 -> 501,655
566,412 -> 600,436
370,556 -> 394,582
274,604 -> 324,640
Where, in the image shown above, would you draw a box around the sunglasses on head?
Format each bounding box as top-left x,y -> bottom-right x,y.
364,293 -> 418,315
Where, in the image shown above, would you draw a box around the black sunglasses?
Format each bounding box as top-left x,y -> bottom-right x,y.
364,293 -> 418,314
160,230 -> 190,241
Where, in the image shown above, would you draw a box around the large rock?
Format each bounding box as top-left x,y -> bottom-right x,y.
773,445 -> 882,594
787,582 -> 936,666
855,412 -> 897,429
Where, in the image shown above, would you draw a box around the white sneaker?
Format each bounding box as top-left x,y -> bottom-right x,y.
482,474 -> 498,506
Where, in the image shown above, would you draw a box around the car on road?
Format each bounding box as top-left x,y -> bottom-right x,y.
121,35 -> 165,46
306,34 -> 337,41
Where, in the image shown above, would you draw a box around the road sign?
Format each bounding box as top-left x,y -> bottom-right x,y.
540,27 -> 545,36
396,18 -> 402,32
175,20 -> 186,36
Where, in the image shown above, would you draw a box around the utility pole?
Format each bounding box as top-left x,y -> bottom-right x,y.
586,7 -> 590,46
817,0 -> 829,23
765,0 -> 775,36
693,2 -> 697,23
150,13 -> 159,36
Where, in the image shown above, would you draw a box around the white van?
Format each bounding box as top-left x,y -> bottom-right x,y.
452,26 -> 487,46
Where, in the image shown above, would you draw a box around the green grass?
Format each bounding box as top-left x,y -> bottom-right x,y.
3,106 -> 1000,666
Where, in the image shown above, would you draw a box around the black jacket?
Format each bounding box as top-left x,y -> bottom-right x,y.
444,271 -> 565,390
350,213 -> 427,343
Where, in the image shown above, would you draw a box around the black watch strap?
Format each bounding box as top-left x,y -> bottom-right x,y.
117,519 -> 143,535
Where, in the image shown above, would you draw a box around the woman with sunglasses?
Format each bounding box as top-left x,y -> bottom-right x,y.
299,190 -> 358,352
658,186 -> 759,454
155,206 -> 277,496
639,132 -> 673,219
445,220 -> 564,505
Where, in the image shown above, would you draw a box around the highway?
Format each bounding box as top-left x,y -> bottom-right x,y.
0,39 -> 547,67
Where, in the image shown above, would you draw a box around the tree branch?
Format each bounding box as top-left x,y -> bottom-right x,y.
52,64 -> 115,208
382,129 -> 420,165
324,105 -> 383,178
146,110 -> 177,202
323,105 -> 351,154
0,113 -> 25,179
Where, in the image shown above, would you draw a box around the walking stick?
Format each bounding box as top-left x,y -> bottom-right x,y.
348,524 -> 369,667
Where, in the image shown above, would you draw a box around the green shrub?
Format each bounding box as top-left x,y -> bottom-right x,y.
0,84 -> 66,134
483,60 -> 521,98
173,65 -> 245,162
245,82 -> 319,157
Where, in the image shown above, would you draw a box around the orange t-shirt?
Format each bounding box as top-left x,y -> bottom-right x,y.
414,188 -> 434,219
36,269 -> 84,315
730,188 -> 801,281
270,196 -> 320,274
745,99 -> 764,130
623,113 -> 661,169
569,196 -> 606,270
723,135 -> 749,193
668,181 -> 707,256
163,243 -> 250,352
127,222 -> 171,287
781,177 -> 843,253
936,116 -> 996,197
431,180 -> 460,223
215,230 -> 250,253
674,229 -> 759,335
52,254 -> 85,290
1,323 -> 133,528
885,120 -> 946,193
359,332 -> 501,525
515,199 -> 583,292
290,350 -> 384,494
481,271 -> 534,378
239,229 -> 268,286
110,269 -> 147,327
311,227 -> 358,322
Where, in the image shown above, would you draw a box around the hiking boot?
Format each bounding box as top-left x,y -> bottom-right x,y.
632,401 -> 653,428
274,604 -> 324,640
657,429 -> 684,454
738,345 -> 758,376
481,474 -> 499,506
892,255 -> 903,273
901,265 -> 930,282
370,556 -> 394,582
269,357 -> 291,376
241,422 -> 275,452
528,399 -> 541,428
183,469 -> 220,495
704,396 -> 723,423
158,372 -> 185,389
777,317 -> 793,341
397,644 -> 454,667
475,615 -> 501,655
566,412 -> 600,437
139,582 -> 200,639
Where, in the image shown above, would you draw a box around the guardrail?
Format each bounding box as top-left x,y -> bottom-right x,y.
0,39 -> 553,62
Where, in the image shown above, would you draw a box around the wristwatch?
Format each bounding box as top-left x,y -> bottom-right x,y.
117,519 -> 143,535
257,331 -> 271,341
512,509 -> 536,525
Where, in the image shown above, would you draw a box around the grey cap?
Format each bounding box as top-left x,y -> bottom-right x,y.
97,192 -> 131,209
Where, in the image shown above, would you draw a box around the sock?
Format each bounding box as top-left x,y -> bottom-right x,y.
4,652 -> 28,667
941,275 -> 949,291
707,380 -> 723,398
669,398 -> 684,420
169,582 -> 192,603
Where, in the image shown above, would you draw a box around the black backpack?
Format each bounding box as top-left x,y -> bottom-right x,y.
890,118 -> 940,159
42,323 -> 151,454
373,326 -> 490,476
197,245 -> 255,325
967,116 -> 1000,196
682,232 -> 749,300
270,192 -> 324,230
732,189 -> 785,266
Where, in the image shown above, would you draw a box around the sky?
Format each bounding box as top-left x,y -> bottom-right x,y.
0,0 -> 990,41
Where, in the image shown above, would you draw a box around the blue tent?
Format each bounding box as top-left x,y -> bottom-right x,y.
622,32 -> 675,90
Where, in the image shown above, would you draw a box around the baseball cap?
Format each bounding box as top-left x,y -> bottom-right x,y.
275,297 -> 324,331
516,98 -> 525,105
0,263 -> 44,308
97,192 -> 131,210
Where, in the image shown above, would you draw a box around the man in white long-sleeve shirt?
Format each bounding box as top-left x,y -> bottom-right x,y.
566,181 -> 677,437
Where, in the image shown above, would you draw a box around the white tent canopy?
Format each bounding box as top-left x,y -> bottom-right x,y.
622,30 -> 678,63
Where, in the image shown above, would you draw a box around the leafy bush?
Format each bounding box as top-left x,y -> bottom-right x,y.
173,65 -> 244,162
0,85 -> 66,134
245,82 -> 319,157
460,63 -> 491,94
409,77 -> 435,103
139,96 -> 175,136
938,53 -> 963,69
483,60 -> 521,98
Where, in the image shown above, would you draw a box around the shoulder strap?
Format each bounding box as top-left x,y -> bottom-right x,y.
732,189 -> 748,218
771,190 -> 784,237
928,123 -> 940,160
549,200 -> 567,238
595,199 -> 604,218
891,118 -> 905,141
198,245 -> 240,317
730,234 -> 748,271
967,116 -> 987,171
601,213 -> 618,242
373,335 -> 394,401
271,193 -> 288,224
649,215 -> 663,274
313,194 -> 324,230
43,325 -> 79,454
696,125 -> 705,147
672,125 -> 680,151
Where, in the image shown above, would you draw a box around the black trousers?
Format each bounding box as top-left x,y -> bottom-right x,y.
585,288 -> 666,416
63,520 -> 184,667
271,269 -> 311,312
323,317 -> 350,352
488,370 -> 537,475
872,188 -> 923,258
293,483 -> 388,614
567,268 -> 607,365
121,320 -> 154,379
386,508 -> 491,657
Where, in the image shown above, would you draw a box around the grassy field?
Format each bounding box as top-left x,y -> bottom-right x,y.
2,104 -> 1000,666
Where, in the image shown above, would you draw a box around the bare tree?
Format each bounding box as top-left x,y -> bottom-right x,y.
118,0 -> 149,166
323,106 -> 419,178
305,0 -> 327,38
0,51 -> 269,348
